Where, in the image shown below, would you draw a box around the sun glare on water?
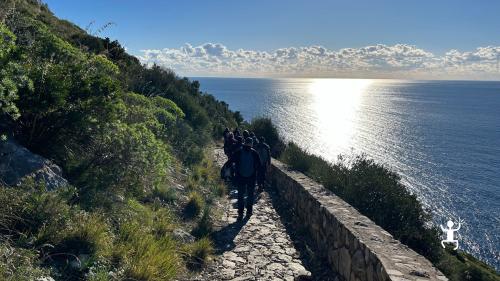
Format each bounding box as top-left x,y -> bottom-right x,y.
308,78 -> 373,158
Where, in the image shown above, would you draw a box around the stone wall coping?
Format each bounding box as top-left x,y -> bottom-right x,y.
271,158 -> 448,281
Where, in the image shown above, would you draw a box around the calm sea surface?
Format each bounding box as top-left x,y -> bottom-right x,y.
195,77 -> 500,269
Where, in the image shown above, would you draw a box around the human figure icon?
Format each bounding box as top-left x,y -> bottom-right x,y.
440,218 -> 462,250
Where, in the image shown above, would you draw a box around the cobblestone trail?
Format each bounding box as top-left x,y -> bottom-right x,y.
185,149 -> 315,280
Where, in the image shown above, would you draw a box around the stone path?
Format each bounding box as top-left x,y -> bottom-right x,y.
183,149 -> 313,281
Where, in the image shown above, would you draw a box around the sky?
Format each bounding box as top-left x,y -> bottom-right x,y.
45,0 -> 500,80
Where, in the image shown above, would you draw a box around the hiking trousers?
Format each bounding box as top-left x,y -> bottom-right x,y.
257,164 -> 268,187
237,176 -> 256,216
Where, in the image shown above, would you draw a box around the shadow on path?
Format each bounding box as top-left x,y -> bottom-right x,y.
209,180 -> 260,254
267,185 -> 340,281
210,218 -> 248,254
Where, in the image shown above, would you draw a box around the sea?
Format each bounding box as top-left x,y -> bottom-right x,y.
194,77 -> 500,269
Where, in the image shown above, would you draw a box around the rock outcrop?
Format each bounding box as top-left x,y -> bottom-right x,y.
0,139 -> 68,190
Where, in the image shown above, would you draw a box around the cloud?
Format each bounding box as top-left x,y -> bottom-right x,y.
137,43 -> 500,80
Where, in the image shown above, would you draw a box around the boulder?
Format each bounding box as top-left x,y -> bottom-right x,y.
0,139 -> 68,190
172,228 -> 195,243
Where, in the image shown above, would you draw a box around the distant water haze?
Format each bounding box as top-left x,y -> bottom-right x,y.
195,77 -> 500,269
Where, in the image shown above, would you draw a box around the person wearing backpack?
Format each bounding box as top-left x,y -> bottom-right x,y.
223,127 -> 230,141
223,132 -> 236,157
230,137 -> 262,221
233,127 -> 241,138
255,136 -> 271,191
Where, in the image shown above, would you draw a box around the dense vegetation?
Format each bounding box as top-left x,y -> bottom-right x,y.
0,0 -> 238,280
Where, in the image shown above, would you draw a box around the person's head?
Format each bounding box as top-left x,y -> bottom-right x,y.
236,136 -> 244,144
249,131 -> 255,137
243,130 -> 249,139
447,220 -> 454,228
244,137 -> 253,148
259,136 -> 266,143
224,127 -> 229,132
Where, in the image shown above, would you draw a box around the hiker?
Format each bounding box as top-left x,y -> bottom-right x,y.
242,130 -> 250,140
230,137 -> 262,220
223,127 -> 230,141
250,132 -> 259,146
233,128 -> 241,138
223,132 -> 236,156
255,136 -> 271,191
230,136 -> 244,156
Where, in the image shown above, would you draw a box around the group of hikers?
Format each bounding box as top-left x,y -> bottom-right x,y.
221,127 -> 271,221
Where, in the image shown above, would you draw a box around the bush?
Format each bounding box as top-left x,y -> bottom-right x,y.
0,243 -> 50,281
249,117 -> 285,157
436,249 -> 500,281
210,183 -> 226,198
0,182 -> 73,244
191,206 -> 213,238
184,192 -> 204,219
183,237 -> 213,270
69,123 -> 173,205
117,222 -> 181,281
54,212 -> 113,259
150,185 -> 178,203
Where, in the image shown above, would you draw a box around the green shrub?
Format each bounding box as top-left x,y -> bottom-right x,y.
86,264 -> 112,281
210,183 -> 226,198
150,185 -> 178,203
249,117 -> 285,157
117,222 -> 181,281
54,213 -> 113,258
0,243 -> 50,281
436,249 -> 500,281
70,123 -> 173,203
191,206 -> 213,238
152,207 -> 177,238
280,142 -> 318,173
0,23 -> 31,121
183,237 -> 213,270
184,192 -> 204,219
0,182 -> 72,245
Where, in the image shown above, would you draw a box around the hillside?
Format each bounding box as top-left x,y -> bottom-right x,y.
0,0 -> 240,280
0,1 -> 498,281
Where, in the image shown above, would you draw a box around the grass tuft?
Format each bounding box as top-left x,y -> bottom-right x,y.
183,237 -> 213,270
191,205 -> 213,238
184,191 -> 204,219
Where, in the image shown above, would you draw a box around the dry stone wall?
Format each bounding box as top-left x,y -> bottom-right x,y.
269,159 -> 448,281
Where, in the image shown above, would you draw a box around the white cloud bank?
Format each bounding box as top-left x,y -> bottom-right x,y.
137,43 -> 500,80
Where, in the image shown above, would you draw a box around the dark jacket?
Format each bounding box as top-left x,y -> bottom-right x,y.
223,128 -> 230,140
229,141 -> 243,156
230,146 -> 262,178
224,137 -> 236,155
255,142 -> 271,167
